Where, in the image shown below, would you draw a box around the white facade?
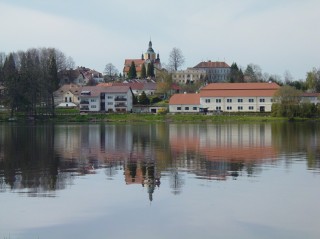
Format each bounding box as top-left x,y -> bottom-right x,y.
200,96 -> 273,112
172,68 -> 206,84
105,91 -> 133,112
169,104 -> 200,113
79,86 -> 133,113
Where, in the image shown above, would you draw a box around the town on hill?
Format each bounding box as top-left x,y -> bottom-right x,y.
0,40 -> 320,119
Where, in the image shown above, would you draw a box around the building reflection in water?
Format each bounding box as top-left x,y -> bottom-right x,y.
2,122 -> 320,199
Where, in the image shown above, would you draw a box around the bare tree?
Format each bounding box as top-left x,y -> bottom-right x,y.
104,63 -> 118,80
168,47 -> 185,71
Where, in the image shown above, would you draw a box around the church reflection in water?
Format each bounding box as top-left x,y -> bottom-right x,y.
1,122 -> 319,199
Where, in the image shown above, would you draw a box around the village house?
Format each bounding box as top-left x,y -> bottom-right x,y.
53,83 -> 82,107
193,61 -> 230,83
301,92 -> 320,104
169,82 -> 280,113
79,85 -> 133,113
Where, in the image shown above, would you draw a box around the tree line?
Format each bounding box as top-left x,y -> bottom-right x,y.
0,48 -> 74,118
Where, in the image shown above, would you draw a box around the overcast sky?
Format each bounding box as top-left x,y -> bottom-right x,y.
0,0 -> 319,80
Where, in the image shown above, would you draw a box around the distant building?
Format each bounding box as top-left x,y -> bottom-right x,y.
193,61 -> 230,83
53,83 -> 82,107
123,40 -> 161,78
79,85 -> 133,113
169,82 -> 280,113
301,92 -> 320,104
172,68 -> 206,85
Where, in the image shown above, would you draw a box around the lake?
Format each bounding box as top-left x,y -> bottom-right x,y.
0,122 -> 320,239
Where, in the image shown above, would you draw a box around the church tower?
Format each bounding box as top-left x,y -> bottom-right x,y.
144,40 -> 157,61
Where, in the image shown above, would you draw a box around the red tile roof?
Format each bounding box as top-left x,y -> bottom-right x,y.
194,61 -> 230,68
301,92 -> 320,97
202,82 -> 280,90
200,82 -> 280,97
169,93 -> 200,105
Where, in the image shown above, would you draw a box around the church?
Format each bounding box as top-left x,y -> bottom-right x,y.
123,40 -> 161,78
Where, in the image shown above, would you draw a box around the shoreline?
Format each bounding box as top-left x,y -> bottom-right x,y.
0,112 -> 316,123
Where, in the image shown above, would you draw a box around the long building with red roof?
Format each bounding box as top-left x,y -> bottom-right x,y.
169,82 -> 280,113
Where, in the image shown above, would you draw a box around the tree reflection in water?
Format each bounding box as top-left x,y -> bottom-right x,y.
0,122 -> 320,199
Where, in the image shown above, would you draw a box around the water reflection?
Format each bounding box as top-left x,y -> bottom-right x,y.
0,122 -> 320,199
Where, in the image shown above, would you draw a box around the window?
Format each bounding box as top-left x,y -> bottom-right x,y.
238,106 -> 243,110
249,98 -> 254,103
216,106 -> 221,110
193,107 -> 197,110
107,102 -> 113,105
177,107 -> 181,110
185,107 -> 189,110
216,99 -> 221,103
259,98 -> 265,102
107,96 -> 113,99
227,99 -> 232,103
205,99 -> 211,103
227,106 -> 232,110
238,99 -> 243,103
91,105 -> 96,108
90,99 -> 96,102
65,97 -> 67,102
249,106 -> 254,110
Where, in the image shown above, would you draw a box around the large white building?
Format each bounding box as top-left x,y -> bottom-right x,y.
79,85 -> 133,113
169,82 -> 280,113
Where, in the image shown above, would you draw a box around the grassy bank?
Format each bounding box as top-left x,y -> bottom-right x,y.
1,110 -> 316,123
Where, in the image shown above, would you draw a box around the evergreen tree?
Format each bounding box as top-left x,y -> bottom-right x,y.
147,62 -> 155,78
47,52 -> 59,116
128,61 -> 137,79
138,91 -> 150,105
3,53 -> 19,117
141,64 -> 147,79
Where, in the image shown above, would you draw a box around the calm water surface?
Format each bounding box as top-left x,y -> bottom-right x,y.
0,122 -> 320,239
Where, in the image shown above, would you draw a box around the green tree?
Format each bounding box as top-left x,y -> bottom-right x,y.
306,68 -> 320,92
141,63 -> 147,79
128,61 -> 137,79
138,91 -> 150,105
272,85 -> 302,118
147,62 -> 155,78
3,53 -> 19,117
156,70 -> 173,99
229,63 -> 244,83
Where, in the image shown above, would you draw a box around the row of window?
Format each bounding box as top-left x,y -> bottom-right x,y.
177,106 -> 198,111
224,106 -> 255,110
176,106 -> 260,111
205,98 -> 267,103
174,74 -> 202,78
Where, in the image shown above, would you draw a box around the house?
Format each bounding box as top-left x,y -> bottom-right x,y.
172,68 -> 206,85
301,92 -> 320,104
169,82 -> 280,113
123,40 -> 161,78
193,61 -> 230,83
53,83 -> 82,107
169,93 -> 201,113
79,85 -> 133,113
111,82 -> 157,96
